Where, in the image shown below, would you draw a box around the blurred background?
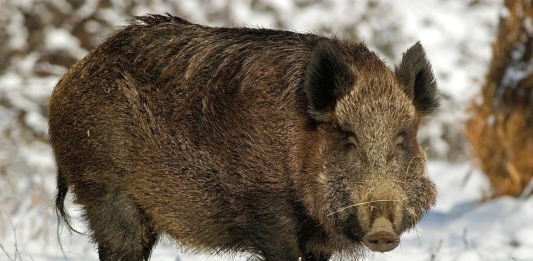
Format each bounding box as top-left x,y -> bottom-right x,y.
1,0 -> 532,260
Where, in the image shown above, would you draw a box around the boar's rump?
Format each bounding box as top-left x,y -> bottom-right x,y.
49,13 -> 439,261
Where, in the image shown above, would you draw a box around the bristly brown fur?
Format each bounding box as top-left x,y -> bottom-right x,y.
134,12 -> 191,26
49,13 -> 439,261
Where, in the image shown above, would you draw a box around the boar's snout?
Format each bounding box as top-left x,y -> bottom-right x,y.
362,217 -> 400,252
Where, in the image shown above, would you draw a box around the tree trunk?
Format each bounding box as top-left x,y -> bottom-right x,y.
465,0 -> 533,198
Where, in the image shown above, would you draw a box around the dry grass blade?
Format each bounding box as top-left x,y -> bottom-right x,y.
0,205 -> 21,261
327,199 -> 399,217
429,239 -> 443,261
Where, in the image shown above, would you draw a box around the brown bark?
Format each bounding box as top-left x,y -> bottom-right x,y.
465,0 -> 533,198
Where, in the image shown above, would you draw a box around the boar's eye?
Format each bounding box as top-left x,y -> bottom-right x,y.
394,135 -> 405,150
388,133 -> 406,161
342,131 -> 358,150
345,139 -> 357,150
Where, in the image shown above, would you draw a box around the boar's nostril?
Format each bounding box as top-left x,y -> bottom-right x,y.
362,231 -> 400,252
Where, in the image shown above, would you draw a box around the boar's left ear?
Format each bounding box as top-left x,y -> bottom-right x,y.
395,42 -> 440,116
304,40 -> 355,122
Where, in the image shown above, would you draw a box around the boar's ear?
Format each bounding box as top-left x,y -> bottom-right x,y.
304,41 -> 355,122
395,42 -> 440,116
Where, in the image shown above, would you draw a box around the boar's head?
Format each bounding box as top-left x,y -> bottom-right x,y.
301,41 -> 439,253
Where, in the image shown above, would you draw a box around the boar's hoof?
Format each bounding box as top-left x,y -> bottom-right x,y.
363,231 -> 400,252
362,217 -> 400,252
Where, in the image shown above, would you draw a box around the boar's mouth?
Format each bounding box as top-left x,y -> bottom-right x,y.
361,217 -> 400,252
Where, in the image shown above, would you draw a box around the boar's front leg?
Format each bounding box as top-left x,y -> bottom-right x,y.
254,234 -> 301,261
248,219 -> 303,260
302,252 -> 331,261
256,241 -> 330,261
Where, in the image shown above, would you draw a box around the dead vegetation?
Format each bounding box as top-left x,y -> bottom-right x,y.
465,0 -> 533,198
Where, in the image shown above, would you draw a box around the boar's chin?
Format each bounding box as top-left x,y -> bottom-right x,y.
339,214 -> 364,241
323,207 -> 365,242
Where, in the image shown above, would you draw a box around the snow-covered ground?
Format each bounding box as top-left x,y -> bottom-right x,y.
2,0 -> 532,260
3,161 -> 532,261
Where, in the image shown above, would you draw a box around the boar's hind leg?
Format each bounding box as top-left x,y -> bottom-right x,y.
83,192 -> 158,261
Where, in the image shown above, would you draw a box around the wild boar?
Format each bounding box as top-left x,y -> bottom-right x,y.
48,13 -> 439,261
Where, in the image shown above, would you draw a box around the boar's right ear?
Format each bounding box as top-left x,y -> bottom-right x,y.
304,41 -> 355,122
395,42 -> 440,116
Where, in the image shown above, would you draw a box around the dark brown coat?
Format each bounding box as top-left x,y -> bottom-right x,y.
49,14 -> 439,261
